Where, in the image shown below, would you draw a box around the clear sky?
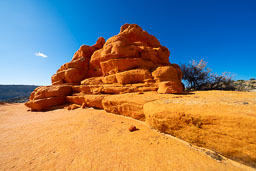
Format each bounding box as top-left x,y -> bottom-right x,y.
0,0 -> 255,85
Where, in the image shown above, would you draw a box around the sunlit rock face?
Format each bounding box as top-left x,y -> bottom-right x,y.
51,37 -> 105,85
25,24 -> 183,111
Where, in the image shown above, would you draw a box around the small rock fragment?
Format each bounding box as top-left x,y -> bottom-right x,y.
137,91 -> 144,94
129,125 -> 137,132
81,103 -> 86,109
66,104 -> 81,110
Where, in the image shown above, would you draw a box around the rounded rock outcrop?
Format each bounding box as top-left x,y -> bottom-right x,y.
26,24 -> 183,111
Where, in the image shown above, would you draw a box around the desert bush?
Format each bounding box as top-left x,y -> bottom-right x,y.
234,80 -> 249,91
248,84 -> 254,89
180,60 -> 211,90
180,59 -> 235,90
208,72 -> 235,90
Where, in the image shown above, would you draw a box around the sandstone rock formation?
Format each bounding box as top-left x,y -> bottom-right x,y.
24,24 -> 256,168
25,23 -> 183,111
25,85 -> 72,111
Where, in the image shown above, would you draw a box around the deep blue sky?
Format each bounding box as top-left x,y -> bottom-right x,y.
0,0 -> 255,85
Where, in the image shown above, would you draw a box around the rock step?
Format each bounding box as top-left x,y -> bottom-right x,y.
102,91 -> 167,121
66,94 -> 107,109
72,83 -> 158,94
26,96 -> 67,111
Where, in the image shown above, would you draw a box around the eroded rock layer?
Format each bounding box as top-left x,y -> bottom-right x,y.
25,24 -> 183,111
25,85 -> 72,111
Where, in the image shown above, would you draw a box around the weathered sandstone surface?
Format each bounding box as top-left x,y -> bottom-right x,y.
25,85 -> 72,111
100,91 -> 256,168
143,91 -> 256,167
0,103 -> 254,170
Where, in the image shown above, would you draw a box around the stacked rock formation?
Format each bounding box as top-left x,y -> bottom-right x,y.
24,25 -> 256,168
25,24 -> 183,111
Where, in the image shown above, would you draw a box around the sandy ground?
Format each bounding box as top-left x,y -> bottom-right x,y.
0,103 -> 254,171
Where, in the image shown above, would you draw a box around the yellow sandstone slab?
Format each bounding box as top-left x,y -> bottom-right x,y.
144,91 -> 256,167
0,103 -> 253,170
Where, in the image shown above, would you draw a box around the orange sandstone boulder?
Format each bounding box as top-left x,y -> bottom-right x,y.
25,85 -> 72,111
152,66 -> 181,82
157,81 -> 184,94
115,69 -> 153,84
152,65 -> 183,94
29,85 -> 73,100
25,96 -> 67,111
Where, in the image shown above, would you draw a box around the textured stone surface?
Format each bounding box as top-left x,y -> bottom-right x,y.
89,24 -> 171,78
102,92 -> 163,121
152,65 -> 182,82
72,84 -> 158,95
25,96 -> 67,111
115,69 -> 153,84
157,81 -> 184,94
29,85 -> 73,100
1,103 -> 253,171
68,90 -> 256,167
25,85 -> 72,111
66,94 -> 106,109
100,58 -> 156,76
102,74 -> 117,84
143,91 -> 256,167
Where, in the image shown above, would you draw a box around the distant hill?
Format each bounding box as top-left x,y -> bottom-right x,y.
0,85 -> 38,103
233,79 -> 256,91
